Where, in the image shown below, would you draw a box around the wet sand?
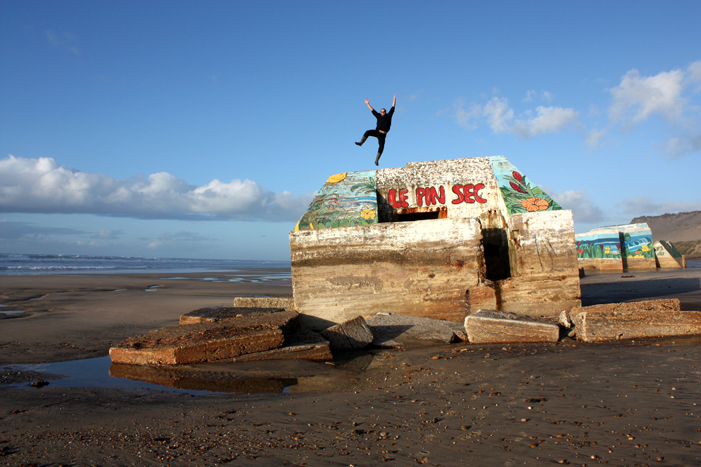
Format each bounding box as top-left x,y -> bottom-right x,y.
1,268 -> 701,466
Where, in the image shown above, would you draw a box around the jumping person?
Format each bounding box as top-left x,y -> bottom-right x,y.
356,94 -> 396,166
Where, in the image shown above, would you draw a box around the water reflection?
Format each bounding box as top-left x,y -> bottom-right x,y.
109,363 -> 298,393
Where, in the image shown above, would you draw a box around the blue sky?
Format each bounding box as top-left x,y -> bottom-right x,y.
1,1 -> 700,260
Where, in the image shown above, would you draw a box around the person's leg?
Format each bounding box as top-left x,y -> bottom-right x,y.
356,129 -> 377,146
375,133 -> 386,166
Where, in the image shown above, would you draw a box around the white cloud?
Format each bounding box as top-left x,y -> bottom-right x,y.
523,90 -> 553,104
453,98 -> 481,130
548,189 -> 606,224
46,30 -> 80,55
608,68 -> 687,125
452,97 -> 578,139
687,60 -> 701,91
620,196 -> 701,217
0,219 -> 86,239
512,106 -> 579,138
483,97 -> 514,133
0,155 -> 314,221
606,62 -> 701,157
92,229 -> 123,240
148,231 -> 217,249
585,128 -> 606,151
523,90 -> 537,102
660,134 -> 701,159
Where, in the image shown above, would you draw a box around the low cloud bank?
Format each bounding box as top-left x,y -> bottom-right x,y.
449,61 -> 701,157
0,155 -> 314,222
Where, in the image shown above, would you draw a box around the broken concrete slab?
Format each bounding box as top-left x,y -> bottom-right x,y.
179,306 -> 291,325
571,298 -> 681,317
572,309 -> 701,342
320,316 -> 373,351
558,309 -> 576,338
464,310 -> 560,344
366,312 -> 465,348
233,296 -> 295,310
109,311 -> 297,365
218,328 -> 332,362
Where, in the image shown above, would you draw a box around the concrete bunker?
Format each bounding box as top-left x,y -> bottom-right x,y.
290,156 -> 581,329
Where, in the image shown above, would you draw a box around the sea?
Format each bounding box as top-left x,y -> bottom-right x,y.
0,253 -> 291,276
0,252 -> 698,276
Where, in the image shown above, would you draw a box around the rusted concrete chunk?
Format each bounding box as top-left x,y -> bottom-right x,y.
320,316 -> 373,351
366,312 -> 465,348
464,310 -> 560,344
233,296 -> 294,310
224,328 -> 332,362
558,309 -> 576,338
109,311 -> 297,365
179,306 -> 291,325
572,299 -> 681,317
572,309 -> 701,342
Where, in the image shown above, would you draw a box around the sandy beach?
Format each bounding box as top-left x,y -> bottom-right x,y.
1,268 -> 700,466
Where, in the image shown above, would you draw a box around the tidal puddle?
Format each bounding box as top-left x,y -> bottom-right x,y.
0,352 -> 377,395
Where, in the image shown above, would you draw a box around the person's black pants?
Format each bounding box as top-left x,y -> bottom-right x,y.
363,129 -> 387,155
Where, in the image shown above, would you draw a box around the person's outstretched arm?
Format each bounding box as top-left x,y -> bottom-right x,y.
392,94 -> 396,108
365,99 -> 374,112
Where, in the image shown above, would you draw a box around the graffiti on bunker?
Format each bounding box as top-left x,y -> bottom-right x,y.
488,156 -> 562,216
295,170 -> 378,231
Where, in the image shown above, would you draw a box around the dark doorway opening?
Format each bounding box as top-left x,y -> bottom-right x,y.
482,228 -> 511,281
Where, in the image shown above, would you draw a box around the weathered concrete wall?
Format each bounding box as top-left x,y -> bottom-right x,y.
290,156 -> 580,326
499,210 -> 581,315
654,240 -> 686,269
576,223 -> 655,272
290,218 -> 487,328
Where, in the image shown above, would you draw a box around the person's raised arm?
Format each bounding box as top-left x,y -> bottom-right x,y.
365,99 -> 374,112
392,94 -> 397,108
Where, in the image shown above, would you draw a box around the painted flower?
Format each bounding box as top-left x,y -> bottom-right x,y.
513,171 -> 523,183
510,181 -> 527,193
521,197 -> 549,211
360,208 -> 376,220
605,247 -> 611,254
578,248 -> 583,255
641,244 -> 650,252
327,173 -> 347,184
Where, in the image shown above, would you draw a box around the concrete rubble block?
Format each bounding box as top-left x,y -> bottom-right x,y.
366,312 -> 466,348
233,296 -> 295,310
572,309 -> 701,343
320,316 -> 373,351
109,311 -> 297,365
223,328 -> 332,362
179,306 -> 291,325
464,309 -> 561,344
558,309 -> 576,338
571,298 -> 681,317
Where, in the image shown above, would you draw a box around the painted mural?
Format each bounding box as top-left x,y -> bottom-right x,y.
294,170 -> 378,231
575,224 -> 655,261
575,229 -> 623,260
655,240 -> 683,259
487,156 -> 562,216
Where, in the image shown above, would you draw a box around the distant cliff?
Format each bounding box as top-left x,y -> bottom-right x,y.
631,211 -> 701,258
